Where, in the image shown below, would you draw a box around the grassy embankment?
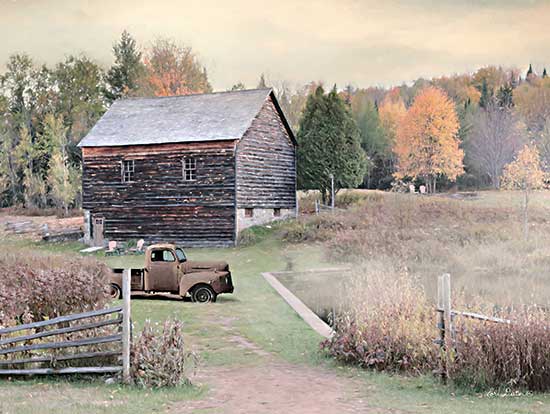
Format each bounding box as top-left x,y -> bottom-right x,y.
2,190 -> 550,413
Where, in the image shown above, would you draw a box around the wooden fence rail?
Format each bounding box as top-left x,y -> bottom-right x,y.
0,270 -> 131,382
435,273 -> 511,382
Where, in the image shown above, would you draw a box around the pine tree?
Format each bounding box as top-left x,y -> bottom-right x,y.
526,63 -> 537,83
497,84 -> 514,109
105,30 -> 144,102
257,74 -> 268,89
230,82 -> 246,91
45,115 -> 80,215
296,86 -> 367,202
479,79 -> 493,109
543,68 -> 548,79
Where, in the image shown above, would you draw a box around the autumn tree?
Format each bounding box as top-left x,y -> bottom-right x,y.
468,103 -> 524,188
45,114 -> 80,215
394,86 -> 463,192
297,86 -> 367,203
139,38 -> 211,97
501,144 -> 545,240
105,30 -> 145,102
14,126 -> 47,207
0,125 -> 19,206
378,88 -> 406,144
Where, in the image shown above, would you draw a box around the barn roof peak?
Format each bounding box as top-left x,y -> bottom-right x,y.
78,88 -> 280,148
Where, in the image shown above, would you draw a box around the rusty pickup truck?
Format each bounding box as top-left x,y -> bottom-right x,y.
109,243 -> 234,303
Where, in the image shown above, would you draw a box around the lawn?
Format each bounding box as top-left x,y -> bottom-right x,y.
2,191 -> 550,413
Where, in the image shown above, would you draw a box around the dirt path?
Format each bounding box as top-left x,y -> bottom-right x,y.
171,361 -> 373,414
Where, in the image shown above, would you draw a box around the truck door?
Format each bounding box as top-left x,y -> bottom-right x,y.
149,249 -> 178,292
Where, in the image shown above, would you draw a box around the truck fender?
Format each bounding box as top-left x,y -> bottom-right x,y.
179,272 -> 218,296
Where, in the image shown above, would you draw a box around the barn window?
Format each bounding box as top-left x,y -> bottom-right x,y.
273,208 -> 281,217
121,160 -> 134,183
245,208 -> 254,218
182,157 -> 197,181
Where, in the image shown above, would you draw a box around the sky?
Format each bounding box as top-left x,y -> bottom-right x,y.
1,0 -> 549,91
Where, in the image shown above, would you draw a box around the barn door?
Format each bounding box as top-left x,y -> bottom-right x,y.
93,217 -> 104,247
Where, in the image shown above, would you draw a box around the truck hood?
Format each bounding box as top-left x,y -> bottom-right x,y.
184,260 -> 229,272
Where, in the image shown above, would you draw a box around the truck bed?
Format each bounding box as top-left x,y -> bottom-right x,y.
112,268 -> 145,291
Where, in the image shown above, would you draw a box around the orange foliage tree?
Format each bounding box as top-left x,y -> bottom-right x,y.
138,38 -> 212,97
393,86 -> 463,192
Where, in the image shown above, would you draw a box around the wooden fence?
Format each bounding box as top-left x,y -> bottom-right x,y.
435,273 -> 511,381
0,270 -> 132,382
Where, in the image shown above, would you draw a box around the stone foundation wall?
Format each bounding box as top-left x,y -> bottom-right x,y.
236,207 -> 295,233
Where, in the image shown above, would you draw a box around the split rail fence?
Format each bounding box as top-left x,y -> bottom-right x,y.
435,273 -> 511,382
0,270 -> 132,382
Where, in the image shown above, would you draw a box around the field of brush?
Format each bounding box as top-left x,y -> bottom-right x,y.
278,189 -> 550,309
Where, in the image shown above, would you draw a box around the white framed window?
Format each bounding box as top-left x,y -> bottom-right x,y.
121,160 -> 134,183
182,157 -> 197,181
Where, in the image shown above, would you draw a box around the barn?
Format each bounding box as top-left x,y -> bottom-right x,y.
78,88 -> 297,247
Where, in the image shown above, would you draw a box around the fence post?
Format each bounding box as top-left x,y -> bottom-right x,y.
122,269 -> 131,384
437,273 -> 452,383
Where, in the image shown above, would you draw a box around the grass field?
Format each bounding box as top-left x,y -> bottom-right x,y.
2,190 -> 550,413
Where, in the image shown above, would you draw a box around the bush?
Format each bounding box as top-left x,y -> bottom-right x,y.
322,268 -> 438,374
131,319 -> 197,388
451,307 -> 550,392
0,249 -> 110,325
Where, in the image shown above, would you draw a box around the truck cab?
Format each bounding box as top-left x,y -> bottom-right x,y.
109,244 -> 234,303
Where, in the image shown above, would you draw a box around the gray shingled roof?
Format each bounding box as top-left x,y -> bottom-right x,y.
78,88 -> 273,147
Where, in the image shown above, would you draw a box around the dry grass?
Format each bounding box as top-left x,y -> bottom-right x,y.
293,191 -> 550,306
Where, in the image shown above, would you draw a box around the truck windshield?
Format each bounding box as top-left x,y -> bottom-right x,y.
175,248 -> 187,262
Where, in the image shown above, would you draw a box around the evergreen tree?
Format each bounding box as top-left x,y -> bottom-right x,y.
257,73 -> 268,89
355,100 -> 391,188
479,79 -> 493,109
45,114 -> 80,215
497,83 -> 514,109
105,30 -> 144,102
296,86 -> 367,202
526,63 -> 537,83
543,68 -> 548,79
230,82 -> 246,91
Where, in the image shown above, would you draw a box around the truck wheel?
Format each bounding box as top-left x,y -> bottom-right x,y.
109,284 -> 122,299
191,285 -> 217,303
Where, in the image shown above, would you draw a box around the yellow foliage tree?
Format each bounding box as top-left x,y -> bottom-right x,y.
378,87 -> 406,144
501,144 -> 545,240
393,86 -> 463,192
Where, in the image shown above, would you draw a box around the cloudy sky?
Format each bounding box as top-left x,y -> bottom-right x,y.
1,0 -> 549,90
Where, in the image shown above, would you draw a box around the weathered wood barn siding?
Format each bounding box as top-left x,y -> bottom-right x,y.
82,141 -> 237,247
236,96 -> 296,209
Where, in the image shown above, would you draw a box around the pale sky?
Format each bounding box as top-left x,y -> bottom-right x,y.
1,0 -> 549,90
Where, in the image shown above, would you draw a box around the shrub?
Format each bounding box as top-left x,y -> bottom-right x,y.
131,319 -> 197,388
0,249 -> 110,326
322,268 -> 438,374
450,307 -> 550,392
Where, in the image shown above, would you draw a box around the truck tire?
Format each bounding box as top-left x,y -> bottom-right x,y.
109,283 -> 122,299
191,285 -> 217,303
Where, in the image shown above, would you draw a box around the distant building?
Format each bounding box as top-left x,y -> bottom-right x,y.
78,88 -> 297,247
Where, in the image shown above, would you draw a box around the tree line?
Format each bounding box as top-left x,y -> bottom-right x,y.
296,64 -> 550,199
1,30 -> 549,211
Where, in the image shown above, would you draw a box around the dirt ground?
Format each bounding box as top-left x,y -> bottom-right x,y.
173,362 -> 371,414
